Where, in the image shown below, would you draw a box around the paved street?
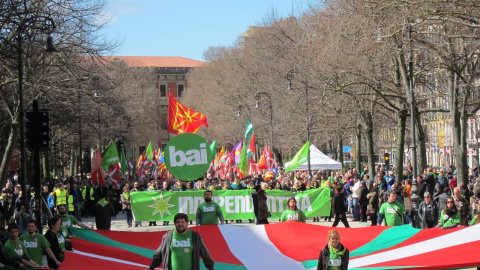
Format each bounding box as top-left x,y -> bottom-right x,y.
78,212 -> 370,232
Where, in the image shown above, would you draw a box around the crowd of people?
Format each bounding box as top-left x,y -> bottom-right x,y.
1,161 -> 480,268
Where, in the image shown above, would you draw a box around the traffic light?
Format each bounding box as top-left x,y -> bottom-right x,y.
38,111 -> 51,151
384,152 -> 390,167
26,111 -> 38,150
25,109 -> 51,151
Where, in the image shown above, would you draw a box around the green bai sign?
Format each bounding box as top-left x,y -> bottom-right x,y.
165,133 -> 213,180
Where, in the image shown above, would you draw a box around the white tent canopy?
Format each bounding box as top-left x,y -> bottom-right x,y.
295,145 -> 342,170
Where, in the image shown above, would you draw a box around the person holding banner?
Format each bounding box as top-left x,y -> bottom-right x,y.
317,230 -> 349,270
280,197 -> 306,223
196,190 -> 224,226
146,213 -> 215,270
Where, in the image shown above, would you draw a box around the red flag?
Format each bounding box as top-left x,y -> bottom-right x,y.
247,132 -> 255,157
168,92 -> 208,135
127,158 -> 134,181
266,147 -> 273,169
248,157 -> 256,175
91,150 -> 106,187
108,163 -> 122,187
256,147 -> 268,171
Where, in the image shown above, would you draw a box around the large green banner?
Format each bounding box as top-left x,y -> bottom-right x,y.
131,188 -> 331,221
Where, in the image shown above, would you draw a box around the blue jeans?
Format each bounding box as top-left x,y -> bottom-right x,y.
352,198 -> 359,220
123,209 -> 133,226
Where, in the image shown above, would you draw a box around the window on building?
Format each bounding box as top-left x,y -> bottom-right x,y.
160,85 -> 167,97
178,84 -> 184,97
160,113 -> 168,130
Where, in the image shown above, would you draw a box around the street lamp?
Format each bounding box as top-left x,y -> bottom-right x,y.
286,70 -> 312,177
254,92 -> 274,154
16,14 -> 56,194
408,26 -> 418,180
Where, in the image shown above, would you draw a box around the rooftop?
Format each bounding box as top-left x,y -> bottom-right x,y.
101,56 -> 206,68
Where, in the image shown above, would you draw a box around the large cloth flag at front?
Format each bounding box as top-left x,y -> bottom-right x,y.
65,223 -> 480,270
168,92 -> 208,135
285,141 -> 310,172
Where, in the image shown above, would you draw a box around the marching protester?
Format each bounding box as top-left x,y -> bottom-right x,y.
377,191 -> 411,226
2,223 -> 42,269
121,184 -> 133,228
19,219 -> 61,267
418,191 -> 438,228
196,190 -> 224,226
44,217 -> 66,269
280,197 -> 306,223
437,198 -> 461,229
317,230 -> 349,270
332,185 -> 350,228
145,213 -> 215,270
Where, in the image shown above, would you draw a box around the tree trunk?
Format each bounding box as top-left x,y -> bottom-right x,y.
364,112 -> 375,180
0,124 -> 19,188
356,124 -> 362,173
415,111 -> 427,175
70,147 -> 76,177
337,138 -> 344,166
450,74 -> 468,186
395,109 -> 407,183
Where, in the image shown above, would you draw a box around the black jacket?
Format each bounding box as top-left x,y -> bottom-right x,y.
317,243 -> 349,270
358,186 -> 369,207
333,192 -> 347,215
44,229 -> 64,269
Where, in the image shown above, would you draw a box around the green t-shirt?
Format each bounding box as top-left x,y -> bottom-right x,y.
2,239 -> 29,269
280,209 -> 306,222
61,214 -> 78,228
470,215 -> 479,226
169,229 -> 193,270
379,201 -> 405,226
55,229 -> 67,261
328,248 -> 342,270
196,202 -> 222,225
439,210 -> 461,227
19,233 -> 50,265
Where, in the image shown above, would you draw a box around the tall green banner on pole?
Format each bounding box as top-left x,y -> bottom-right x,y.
284,141 -> 310,172
131,188 -> 330,221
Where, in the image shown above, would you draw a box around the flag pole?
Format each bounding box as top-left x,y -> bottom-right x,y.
167,88 -> 170,143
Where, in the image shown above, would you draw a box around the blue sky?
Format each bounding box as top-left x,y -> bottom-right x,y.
101,0 -> 314,61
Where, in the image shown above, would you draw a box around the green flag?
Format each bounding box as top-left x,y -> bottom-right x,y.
244,120 -> 254,139
101,143 -> 120,172
120,145 -> 128,174
238,121 -> 254,175
209,140 -> 216,156
237,142 -> 249,175
285,141 -> 310,172
145,141 -> 153,162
